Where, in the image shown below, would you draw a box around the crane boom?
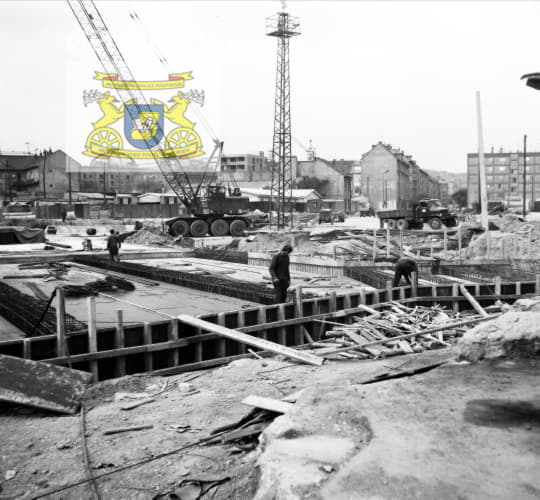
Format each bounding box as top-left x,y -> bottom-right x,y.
67,0 -> 221,213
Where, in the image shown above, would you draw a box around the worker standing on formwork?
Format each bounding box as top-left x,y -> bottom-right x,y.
393,257 -> 418,288
107,229 -> 120,262
269,244 -> 293,303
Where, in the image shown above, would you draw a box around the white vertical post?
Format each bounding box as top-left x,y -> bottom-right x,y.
443,226 -> 448,260
87,296 -> 98,382
372,229 -> 377,263
56,288 -> 66,358
476,91 -> 489,231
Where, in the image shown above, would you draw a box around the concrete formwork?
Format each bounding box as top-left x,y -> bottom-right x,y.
1,276 -> 538,382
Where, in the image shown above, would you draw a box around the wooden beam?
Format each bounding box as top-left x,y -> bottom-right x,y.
56,287 -> 66,358
459,284 -> 489,317
87,296 -> 98,381
319,314 -> 498,356
177,314 -> 324,366
241,395 -> 294,414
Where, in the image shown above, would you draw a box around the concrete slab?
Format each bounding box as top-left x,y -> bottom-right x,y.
0,354 -> 93,414
126,257 -> 375,296
0,263 -> 258,332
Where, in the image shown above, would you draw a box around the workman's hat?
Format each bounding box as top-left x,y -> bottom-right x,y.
282,244 -> 293,252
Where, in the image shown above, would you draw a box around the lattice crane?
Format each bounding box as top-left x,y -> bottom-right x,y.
67,0 -> 222,215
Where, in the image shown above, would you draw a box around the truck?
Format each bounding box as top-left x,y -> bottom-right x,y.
377,198 -> 457,230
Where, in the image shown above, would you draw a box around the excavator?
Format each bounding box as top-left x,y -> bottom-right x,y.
68,0 -> 252,237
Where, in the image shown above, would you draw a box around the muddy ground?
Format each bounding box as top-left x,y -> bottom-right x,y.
0,351 -> 538,499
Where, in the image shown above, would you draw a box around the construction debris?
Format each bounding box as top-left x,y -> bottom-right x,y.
0,354 -> 93,414
62,275 -> 135,297
310,303 -> 491,360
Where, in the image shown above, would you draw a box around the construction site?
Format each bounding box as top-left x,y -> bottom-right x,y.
1,1 -> 540,500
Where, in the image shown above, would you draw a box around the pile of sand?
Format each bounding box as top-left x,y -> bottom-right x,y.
124,226 -> 174,246
455,297 -> 540,362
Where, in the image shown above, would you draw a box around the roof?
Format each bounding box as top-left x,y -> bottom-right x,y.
0,154 -> 40,172
240,187 -> 321,201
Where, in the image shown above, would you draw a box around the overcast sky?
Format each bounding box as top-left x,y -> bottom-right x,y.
2,0 -> 540,173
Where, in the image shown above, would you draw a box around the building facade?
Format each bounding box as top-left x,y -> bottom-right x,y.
467,150 -> 540,210
360,142 -> 440,211
296,158 -> 354,213
220,152 -> 272,183
0,150 -> 81,202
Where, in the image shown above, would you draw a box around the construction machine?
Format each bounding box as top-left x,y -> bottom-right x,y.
377,198 -> 457,230
68,0 -> 253,238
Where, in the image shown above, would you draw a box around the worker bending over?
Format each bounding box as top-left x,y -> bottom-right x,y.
393,257 -> 418,288
269,244 -> 293,303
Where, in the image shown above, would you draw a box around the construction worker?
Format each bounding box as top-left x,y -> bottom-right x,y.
393,257 -> 418,288
269,244 -> 293,303
107,229 -> 120,262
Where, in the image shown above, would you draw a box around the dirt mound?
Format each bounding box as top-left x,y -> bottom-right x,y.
456,305 -> 540,362
124,226 -> 174,246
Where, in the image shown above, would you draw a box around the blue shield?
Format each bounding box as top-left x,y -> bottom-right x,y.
124,103 -> 164,149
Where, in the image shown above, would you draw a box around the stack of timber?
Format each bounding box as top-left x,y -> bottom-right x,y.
310,302 -> 495,360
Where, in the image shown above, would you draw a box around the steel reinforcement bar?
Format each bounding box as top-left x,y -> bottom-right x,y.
73,255 -> 277,304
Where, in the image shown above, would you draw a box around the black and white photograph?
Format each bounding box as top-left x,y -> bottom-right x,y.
0,1 -> 538,498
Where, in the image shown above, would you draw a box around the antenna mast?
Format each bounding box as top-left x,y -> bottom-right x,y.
266,5 -> 300,228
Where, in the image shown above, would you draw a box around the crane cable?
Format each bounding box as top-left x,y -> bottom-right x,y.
126,3 -> 219,142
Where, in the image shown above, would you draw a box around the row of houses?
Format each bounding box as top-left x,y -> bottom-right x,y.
0,142 -> 447,214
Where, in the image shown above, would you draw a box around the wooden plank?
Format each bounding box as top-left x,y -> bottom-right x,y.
0,354 -> 92,414
320,315 -> 498,356
217,313 -> 227,357
295,287 -> 303,344
56,287 -> 66,358
177,314 -> 324,366
103,424 -> 153,435
241,395 -> 294,414
236,311 -> 246,355
87,296 -> 98,381
277,304 -> 287,346
168,318 -> 179,367
143,322 -> 153,372
459,284 -> 488,317
115,309 -> 126,377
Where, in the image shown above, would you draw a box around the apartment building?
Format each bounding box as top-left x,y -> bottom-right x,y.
467,150 -> 540,210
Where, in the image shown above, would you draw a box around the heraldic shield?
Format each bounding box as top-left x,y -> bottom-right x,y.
124,103 -> 164,149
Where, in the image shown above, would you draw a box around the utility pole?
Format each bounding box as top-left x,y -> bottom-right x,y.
42,152 -> 47,199
266,5 -> 300,229
475,91 -> 489,230
523,134 -> 527,215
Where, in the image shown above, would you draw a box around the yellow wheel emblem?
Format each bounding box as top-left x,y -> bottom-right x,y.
166,127 -> 201,152
85,127 -> 123,155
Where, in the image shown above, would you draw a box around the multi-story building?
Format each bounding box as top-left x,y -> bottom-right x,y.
467,149 -> 540,210
0,150 -> 81,202
220,152 -> 272,183
296,158 -> 354,213
360,142 -> 440,211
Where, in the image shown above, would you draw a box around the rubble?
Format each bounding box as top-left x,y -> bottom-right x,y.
456,297 -> 540,362
310,303 -> 482,360
123,226 -> 175,246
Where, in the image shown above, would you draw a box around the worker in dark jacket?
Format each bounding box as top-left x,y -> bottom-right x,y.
393,257 -> 418,287
107,229 -> 120,262
269,244 -> 293,303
